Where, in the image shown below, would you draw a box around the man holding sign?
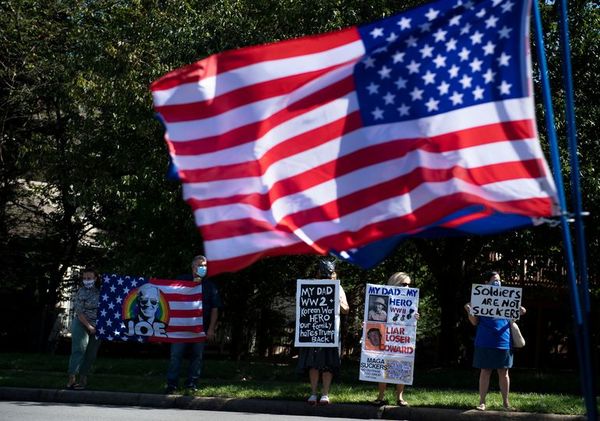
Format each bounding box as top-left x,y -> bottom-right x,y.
464,271 -> 526,411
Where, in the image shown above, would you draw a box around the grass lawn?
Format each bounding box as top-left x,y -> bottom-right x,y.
0,352 -> 592,415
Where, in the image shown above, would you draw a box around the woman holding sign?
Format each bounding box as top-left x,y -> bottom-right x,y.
371,272 -> 419,407
297,259 -> 349,405
464,271 -> 526,411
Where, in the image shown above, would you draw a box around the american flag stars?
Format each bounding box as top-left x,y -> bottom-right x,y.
355,0 -> 524,126
96,274 -> 149,343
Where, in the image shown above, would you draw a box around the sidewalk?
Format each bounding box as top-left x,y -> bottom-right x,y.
0,387 -> 585,420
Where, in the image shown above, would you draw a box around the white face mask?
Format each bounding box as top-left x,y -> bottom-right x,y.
83,279 -> 95,288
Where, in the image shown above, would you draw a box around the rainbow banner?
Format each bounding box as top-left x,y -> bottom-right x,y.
95,274 -> 205,343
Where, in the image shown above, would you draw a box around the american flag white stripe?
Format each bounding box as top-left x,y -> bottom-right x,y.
181,103 -> 541,221
189,140 -> 547,229
176,96 -> 533,178
168,300 -> 201,310
162,66 -> 357,143
153,41 -> 365,108
151,0 -> 558,275
202,177 -> 554,261
179,99 -> 535,204
173,89 -> 359,170
168,317 -> 203,326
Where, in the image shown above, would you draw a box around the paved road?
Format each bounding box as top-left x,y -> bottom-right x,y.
0,387 -> 587,421
0,401 -> 372,421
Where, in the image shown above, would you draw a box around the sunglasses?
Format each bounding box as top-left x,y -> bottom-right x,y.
140,299 -> 158,305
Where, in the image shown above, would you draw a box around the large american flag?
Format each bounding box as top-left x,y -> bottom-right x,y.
151,0 -> 558,275
96,274 -> 204,343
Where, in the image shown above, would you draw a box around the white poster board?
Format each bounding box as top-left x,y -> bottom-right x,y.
295,279 -> 340,348
359,283 -> 419,384
469,284 -> 522,319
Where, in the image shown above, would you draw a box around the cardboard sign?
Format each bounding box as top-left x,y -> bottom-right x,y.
469,284 -> 522,320
359,283 -> 419,384
295,279 -> 340,347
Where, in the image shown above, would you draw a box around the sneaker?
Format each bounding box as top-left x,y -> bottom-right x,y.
307,394 -> 318,405
186,384 -> 199,393
164,385 -> 177,394
476,403 -> 486,411
319,395 -> 330,405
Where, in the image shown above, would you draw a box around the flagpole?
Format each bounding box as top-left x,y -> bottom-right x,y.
556,0 -> 597,417
531,1 -> 597,418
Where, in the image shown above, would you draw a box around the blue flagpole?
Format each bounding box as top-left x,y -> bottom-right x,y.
531,1 -> 597,419
556,0 -> 597,417
557,0 -> 592,315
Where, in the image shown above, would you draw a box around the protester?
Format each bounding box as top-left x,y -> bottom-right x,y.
165,255 -> 222,393
67,268 -> 101,390
371,272 -> 419,407
464,271 -> 526,411
297,259 -> 349,405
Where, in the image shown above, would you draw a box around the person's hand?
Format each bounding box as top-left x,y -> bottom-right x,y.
88,326 -> 96,335
414,312 -> 421,320
519,306 -> 527,316
206,327 -> 216,342
464,303 -> 472,314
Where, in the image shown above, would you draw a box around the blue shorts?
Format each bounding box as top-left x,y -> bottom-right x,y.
473,346 -> 513,369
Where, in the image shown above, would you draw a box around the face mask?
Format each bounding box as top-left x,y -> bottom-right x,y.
83,279 -> 95,288
490,279 -> 501,287
196,266 -> 207,278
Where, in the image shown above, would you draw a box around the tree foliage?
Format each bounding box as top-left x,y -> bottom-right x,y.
1,0 -> 597,361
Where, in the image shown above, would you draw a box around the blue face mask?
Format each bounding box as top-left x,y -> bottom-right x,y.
196,266 -> 207,278
490,279 -> 501,287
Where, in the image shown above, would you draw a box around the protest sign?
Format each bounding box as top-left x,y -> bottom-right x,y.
96,274 -> 204,343
359,283 -> 419,384
295,279 -> 339,348
469,284 -> 522,320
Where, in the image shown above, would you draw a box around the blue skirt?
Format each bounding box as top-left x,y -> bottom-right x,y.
473,347 -> 513,369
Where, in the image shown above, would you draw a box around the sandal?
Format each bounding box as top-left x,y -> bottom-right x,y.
319,395 -> 330,405
307,394 -> 318,405
371,398 -> 388,406
397,399 -> 408,407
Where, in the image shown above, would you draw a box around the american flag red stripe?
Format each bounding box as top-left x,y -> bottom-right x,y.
151,0 -> 558,275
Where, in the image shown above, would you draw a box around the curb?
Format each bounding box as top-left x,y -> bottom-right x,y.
0,387 -> 585,420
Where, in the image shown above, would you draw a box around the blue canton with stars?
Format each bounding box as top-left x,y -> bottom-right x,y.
355,0 -> 528,126
96,274 -> 150,343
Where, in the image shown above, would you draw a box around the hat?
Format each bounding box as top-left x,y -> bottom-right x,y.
374,297 -> 387,308
318,259 -> 336,277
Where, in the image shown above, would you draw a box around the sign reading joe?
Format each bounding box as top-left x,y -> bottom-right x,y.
295,279 -> 340,347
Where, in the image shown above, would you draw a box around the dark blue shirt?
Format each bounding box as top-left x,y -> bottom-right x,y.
176,274 -> 222,329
